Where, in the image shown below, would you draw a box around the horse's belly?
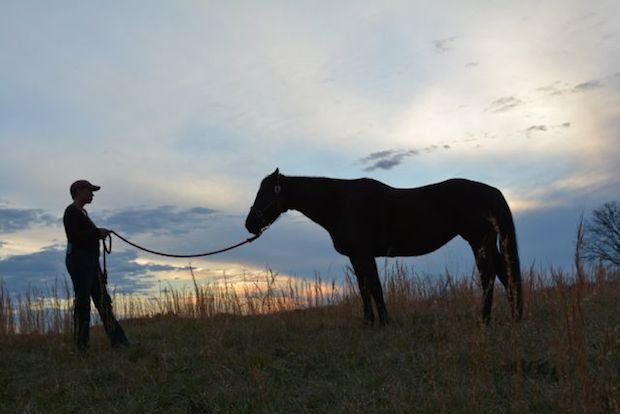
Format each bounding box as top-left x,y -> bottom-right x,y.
378,231 -> 457,257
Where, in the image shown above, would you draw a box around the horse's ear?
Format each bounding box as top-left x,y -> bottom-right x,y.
273,168 -> 281,194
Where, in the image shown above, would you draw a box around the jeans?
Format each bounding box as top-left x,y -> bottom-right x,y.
65,253 -> 128,349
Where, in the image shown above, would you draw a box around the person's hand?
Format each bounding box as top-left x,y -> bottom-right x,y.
99,269 -> 108,285
99,228 -> 111,239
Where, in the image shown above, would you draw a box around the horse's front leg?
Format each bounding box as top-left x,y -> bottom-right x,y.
349,256 -> 375,324
349,256 -> 389,325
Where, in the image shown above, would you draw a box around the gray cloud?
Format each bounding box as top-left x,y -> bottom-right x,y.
0,208 -> 58,233
523,122 -> 571,136
573,80 -> 602,92
524,125 -> 548,139
0,205 -> 218,237
526,125 -> 548,133
432,36 -> 457,53
0,204 -> 220,294
361,149 -> 401,162
360,146 -> 450,171
0,246 -> 67,292
488,96 -> 524,112
360,149 -> 419,171
95,205 -> 217,236
99,249 -> 178,293
524,122 -> 571,137
537,81 -> 570,96
538,79 -> 604,96
0,245 -> 178,295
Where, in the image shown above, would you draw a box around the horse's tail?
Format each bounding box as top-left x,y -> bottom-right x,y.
497,194 -> 522,320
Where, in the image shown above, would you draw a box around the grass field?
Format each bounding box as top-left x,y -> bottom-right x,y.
1,262 -> 619,413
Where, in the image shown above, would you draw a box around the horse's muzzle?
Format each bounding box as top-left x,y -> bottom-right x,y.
245,209 -> 262,236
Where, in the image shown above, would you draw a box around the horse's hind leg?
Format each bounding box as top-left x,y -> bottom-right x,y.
349,256 -> 389,325
470,237 -> 496,324
493,249 -> 520,321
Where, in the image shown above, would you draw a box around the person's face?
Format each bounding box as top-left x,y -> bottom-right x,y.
76,188 -> 94,204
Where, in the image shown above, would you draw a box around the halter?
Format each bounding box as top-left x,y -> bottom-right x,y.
249,173 -> 284,233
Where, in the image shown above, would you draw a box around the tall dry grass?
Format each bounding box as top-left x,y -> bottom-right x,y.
0,266 -> 359,335
1,258 -> 617,336
0,278 -> 73,335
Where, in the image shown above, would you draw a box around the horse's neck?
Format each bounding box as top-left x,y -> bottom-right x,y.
284,176 -> 336,229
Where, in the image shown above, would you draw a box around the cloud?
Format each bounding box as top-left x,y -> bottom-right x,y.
487,96 -> 524,112
0,246 -> 69,293
526,125 -> 548,133
0,245 -> 179,295
432,36 -> 457,53
360,146 -> 450,171
538,79 -> 604,96
573,80 -> 602,92
537,81 -> 570,96
95,205 -> 217,236
524,122 -> 571,138
100,249 -> 180,293
0,204 -> 226,295
0,207 -> 58,233
360,149 -> 419,171
524,125 -> 548,139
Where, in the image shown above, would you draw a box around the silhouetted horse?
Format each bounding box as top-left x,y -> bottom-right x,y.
245,169 -> 522,325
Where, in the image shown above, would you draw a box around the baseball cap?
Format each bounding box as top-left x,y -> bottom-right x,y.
70,180 -> 101,198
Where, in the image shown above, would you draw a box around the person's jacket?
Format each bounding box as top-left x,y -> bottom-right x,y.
63,204 -> 101,256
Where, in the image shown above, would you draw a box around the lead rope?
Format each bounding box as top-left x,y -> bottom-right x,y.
101,231 -> 261,282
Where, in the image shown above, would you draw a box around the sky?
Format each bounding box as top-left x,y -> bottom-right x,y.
1,1 -> 619,296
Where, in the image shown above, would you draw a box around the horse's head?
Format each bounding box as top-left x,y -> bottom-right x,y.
245,168 -> 284,235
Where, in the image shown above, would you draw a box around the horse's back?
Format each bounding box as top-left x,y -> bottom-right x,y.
328,177 -> 507,256
334,177 -> 504,223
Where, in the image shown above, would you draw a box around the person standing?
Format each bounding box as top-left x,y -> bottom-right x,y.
63,179 -> 129,350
